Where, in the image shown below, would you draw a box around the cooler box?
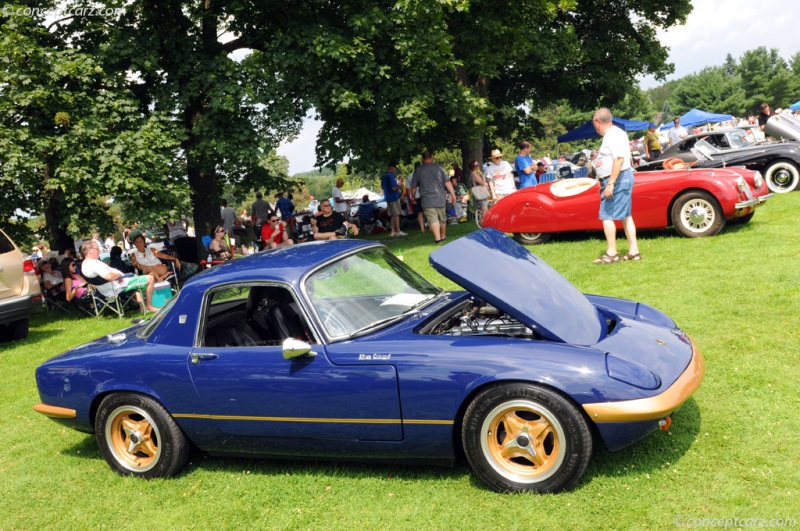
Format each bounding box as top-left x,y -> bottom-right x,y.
152,281 -> 173,308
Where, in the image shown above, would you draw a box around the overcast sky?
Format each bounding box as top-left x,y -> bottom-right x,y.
278,0 -> 800,174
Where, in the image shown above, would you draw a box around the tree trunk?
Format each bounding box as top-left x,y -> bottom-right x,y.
460,137 -> 484,179
456,70 -> 489,180
187,158 -> 220,259
42,159 -> 74,254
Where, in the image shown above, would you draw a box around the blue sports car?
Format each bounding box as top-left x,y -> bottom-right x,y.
34,229 -> 704,493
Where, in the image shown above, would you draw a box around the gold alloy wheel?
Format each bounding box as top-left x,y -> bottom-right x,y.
479,399 -> 566,483
105,405 -> 162,472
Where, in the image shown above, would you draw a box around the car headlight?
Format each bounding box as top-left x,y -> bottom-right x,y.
737,177 -> 747,193
753,172 -> 763,188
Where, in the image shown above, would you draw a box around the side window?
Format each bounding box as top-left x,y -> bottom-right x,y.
202,284 -> 315,347
0,230 -> 15,254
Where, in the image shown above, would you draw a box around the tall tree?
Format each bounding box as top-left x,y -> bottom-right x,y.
671,66 -> 746,116
53,0 -> 306,241
245,0 -> 691,170
0,10 -> 181,251
738,47 -> 797,111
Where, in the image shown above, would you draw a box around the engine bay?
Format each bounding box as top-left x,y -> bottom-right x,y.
425,298 -> 542,339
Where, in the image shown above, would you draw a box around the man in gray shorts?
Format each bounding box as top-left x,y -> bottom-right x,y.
408,150 -> 456,243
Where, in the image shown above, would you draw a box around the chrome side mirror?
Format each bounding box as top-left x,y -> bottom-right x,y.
282,337 -> 317,360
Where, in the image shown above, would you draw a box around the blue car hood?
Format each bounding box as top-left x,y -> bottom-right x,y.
429,229 -> 604,345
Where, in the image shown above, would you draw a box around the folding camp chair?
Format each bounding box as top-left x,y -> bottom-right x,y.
42,283 -> 71,316
83,274 -> 146,318
573,166 -> 589,178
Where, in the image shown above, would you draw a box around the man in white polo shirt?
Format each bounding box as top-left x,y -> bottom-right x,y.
591,108 -> 640,264
80,240 -> 158,312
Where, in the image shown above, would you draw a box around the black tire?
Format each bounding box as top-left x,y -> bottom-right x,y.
730,212 -> 755,225
513,232 -> 551,245
10,318 -> 29,340
671,191 -> 726,238
462,383 -> 592,493
764,160 -> 800,194
95,393 -> 190,478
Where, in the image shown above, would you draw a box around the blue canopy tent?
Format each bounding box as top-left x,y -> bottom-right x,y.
661,108 -> 733,130
557,117 -> 650,143
790,101 -> 800,112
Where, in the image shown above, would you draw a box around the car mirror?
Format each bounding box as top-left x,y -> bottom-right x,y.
282,337 -> 316,360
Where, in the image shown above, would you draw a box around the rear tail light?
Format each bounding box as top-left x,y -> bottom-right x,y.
23,258 -> 40,278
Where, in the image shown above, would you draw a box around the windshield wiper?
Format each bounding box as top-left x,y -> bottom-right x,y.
404,292 -> 441,314
349,292 -> 442,339
349,314 -> 410,338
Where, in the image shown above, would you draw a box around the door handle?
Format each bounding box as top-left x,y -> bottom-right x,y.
191,353 -> 218,365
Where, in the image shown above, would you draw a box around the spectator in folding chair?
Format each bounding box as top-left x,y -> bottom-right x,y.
79,240 -> 158,313
61,258 -> 94,314
39,259 -> 66,301
38,259 -> 69,315
129,229 -> 180,282
209,225 -> 234,260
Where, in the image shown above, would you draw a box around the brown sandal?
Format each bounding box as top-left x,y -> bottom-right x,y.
622,253 -> 642,261
593,253 -> 620,264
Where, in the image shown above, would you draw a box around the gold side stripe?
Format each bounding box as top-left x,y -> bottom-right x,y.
33,403 -> 77,419
172,413 -> 453,425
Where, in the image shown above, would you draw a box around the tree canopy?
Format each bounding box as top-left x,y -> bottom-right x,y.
0,11 -> 182,251
245,0 -> 691,169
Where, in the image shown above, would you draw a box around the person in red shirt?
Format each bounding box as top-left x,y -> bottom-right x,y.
534,161 -> 547,179
260,215 -> 294,249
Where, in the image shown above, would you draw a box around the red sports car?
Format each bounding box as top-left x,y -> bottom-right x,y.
481,168 -> 772,245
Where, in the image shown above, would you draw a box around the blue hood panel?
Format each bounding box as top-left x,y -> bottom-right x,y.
429,229 -> 604,345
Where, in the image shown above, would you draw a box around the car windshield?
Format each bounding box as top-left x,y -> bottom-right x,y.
136,295 -> 178,340
305,247 -> 441,339
728,129 -> 754,148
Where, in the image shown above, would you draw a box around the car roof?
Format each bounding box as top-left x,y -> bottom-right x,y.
183,239 -> 379,291
681,127 -> 752,140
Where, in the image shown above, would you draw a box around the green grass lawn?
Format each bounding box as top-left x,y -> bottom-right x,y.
2,194 -> 800,529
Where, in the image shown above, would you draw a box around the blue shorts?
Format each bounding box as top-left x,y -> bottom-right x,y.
599,169 -> 634,220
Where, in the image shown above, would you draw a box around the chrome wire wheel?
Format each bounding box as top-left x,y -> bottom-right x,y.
479,399 -> 566,484
671,191 -> 725,238
513,232 -> 551,245
680,197 -> 716,233
105,404 -> 162,473
474,208 -> 484,229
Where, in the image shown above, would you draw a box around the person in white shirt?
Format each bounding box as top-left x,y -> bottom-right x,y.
332,178 -> 351,219
129,230 -> 180,282
80,240 -> 158,312
485,149 -> 516,199
668,117 -> 688,147
592,108 -> 640,264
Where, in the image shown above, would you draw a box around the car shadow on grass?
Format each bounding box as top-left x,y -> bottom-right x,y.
582,398 -> 702,485
58,398 -> 700,492
186,452 -> 472,485
0,326 -> 63,346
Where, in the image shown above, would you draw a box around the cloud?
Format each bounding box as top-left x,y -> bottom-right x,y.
640,0 -> 799,88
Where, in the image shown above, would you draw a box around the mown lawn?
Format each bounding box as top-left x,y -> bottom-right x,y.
2,193 -> 799,529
